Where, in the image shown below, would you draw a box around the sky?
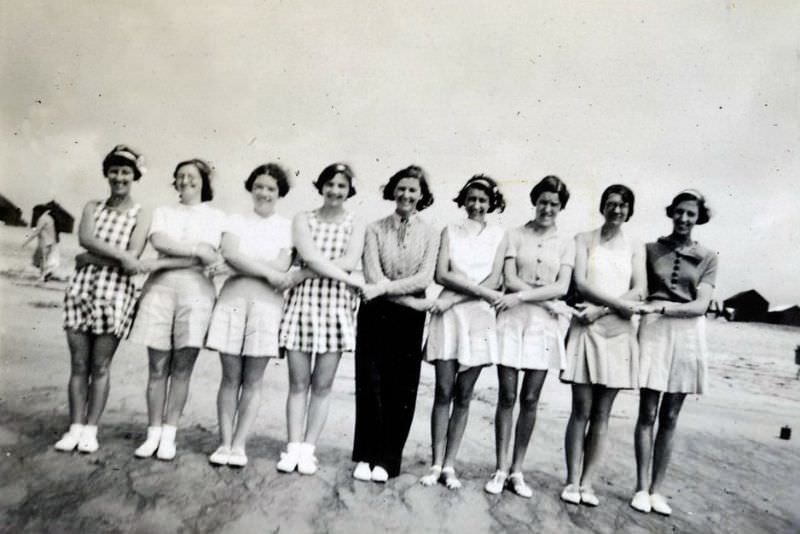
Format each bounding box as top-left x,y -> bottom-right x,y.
2,1 -> 799,304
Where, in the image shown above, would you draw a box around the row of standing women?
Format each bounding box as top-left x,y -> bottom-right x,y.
55,144 -> 718,516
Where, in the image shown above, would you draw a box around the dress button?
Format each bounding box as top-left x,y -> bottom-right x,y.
536,258 -> 542,263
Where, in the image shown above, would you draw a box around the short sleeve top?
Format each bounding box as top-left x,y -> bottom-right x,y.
225,212 -> 292,263
646,237 -> 718,303
448,220 -> 506,283
149,203 -> 225,249
506,225 -> 575,287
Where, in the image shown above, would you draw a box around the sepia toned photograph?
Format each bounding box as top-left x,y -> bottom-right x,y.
1,1 -> 798,532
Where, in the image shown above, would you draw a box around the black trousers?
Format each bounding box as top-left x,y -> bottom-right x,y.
351,297 -> 425,477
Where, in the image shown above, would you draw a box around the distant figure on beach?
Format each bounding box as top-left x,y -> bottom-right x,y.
420,175 -> 507,490
130,158 -> 226,461
630,189 -> 718,516
485,176 -> 575,499
204,163 -> 294,468
276,163 -> 374,476
55,145 -> 151,453
21,208 -> 60,282
560,184 -> 645,506
351,165 -> 439,483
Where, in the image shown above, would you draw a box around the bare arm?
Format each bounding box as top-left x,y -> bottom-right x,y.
77,201 -> 139,271
220,232 -> 292,288
573,232 -> 640,317
292,212 -> 363,288
642,283 -> 714,318
21,223 -> 44,247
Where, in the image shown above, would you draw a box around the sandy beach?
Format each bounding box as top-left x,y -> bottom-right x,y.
0,225 -> 798,533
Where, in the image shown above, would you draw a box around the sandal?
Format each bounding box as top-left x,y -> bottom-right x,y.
419,465 -> 442,486
441,466 -> 462,490
508,472 -> 533,499
484,471 -> 508,495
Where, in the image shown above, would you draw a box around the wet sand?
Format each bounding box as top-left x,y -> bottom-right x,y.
1,226 -> 798,533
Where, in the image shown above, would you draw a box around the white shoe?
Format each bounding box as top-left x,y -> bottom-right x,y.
560,484 -> 581,504
227,448 -> 248,468
508,472 -> 533,499
54,424 -> 84,452
209,446 -> 231,466
353,462 -> 372,481
77,425 -> 99,453
134,426 -> 162,458
296,443 -> 318,475
649,493 -> 672,516
630,490 -> 651,513
419,465 -> 442,486
156,424 -> 177,461
276,442 -> 302,473
371,465 -> 389,483
484,471 -> 508,495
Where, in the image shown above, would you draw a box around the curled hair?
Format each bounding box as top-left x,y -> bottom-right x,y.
102,144 -> 144,180
529,175 -> 569,209
173,158 -> 214,202
381,165 -> 434,211
244,163 -> 291,197
453,174 -> 506,213
665,189 -> 711,225
599,184 -> 635,221
313,162 -> 356,198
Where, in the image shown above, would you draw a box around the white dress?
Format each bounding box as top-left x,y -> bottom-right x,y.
496,225 -> 575,371
562,230 -> 639,388
425,220 -> 505,368
206,212 -> 292,358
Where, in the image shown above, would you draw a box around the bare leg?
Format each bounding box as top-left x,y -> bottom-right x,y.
442,365 -> 483,468
163,347 -> 200,426
66,330 -> 92,424
286,351 -> 312,443
564,383 -> 593,486
217,353 -> 243,448
494,365 -> 519,472
634,388 -> 661,492
430,360 -> 458,466
304,351 -> 342,445
146,348 -> 171,426
580,386 -> 619,487
650,392 -> 686,494
231,357 -> 269,451
85,334 -> 120,425
509,369 -> 547,473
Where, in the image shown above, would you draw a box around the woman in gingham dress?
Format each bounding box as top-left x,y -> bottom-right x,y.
55,145 -> 151,454
276,163 -> 373,475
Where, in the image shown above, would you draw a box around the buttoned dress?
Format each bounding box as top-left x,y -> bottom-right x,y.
638,237 -> 719,394
496,225 -> 575,370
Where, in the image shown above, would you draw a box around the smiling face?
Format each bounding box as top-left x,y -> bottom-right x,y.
463,186 -> 491,222
321,173 -> 351,207
251,173 -> 279,215
174,163 -> 203,205
671,199 -> 699,236
533,191 -> 562,228
602,192 -> 630,226
393,177 -> 422,217
105,164 -> 136,198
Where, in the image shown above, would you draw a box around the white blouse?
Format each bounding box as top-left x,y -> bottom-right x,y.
224,212 -> 292,263
149,203 -> 226,248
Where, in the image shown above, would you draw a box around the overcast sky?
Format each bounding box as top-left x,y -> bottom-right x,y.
2,1 -> 798,304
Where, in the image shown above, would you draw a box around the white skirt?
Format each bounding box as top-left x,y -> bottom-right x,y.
496,303 -> 568,371
638,313 -> 708,394
425,300 -> 497,368
206,276 -> 284,358
562,314 -> 639,389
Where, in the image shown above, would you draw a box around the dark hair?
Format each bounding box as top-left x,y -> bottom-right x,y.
381,165 -> 434,211
313,163 -> 356,198
599,184 -> 635,221
244,163 -> 291,197
666,190 -> 711,225
173,159 -> 214,202
529,175 -> 569,208
102,144 -> 143,180
453,174 -> 506,213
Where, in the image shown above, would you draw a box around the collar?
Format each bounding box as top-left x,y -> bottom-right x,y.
390,212 -> 418,229
656,236 -> 705,261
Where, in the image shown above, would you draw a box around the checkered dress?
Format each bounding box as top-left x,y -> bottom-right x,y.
64,200 -> 141,338
279,210 -> 359,354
